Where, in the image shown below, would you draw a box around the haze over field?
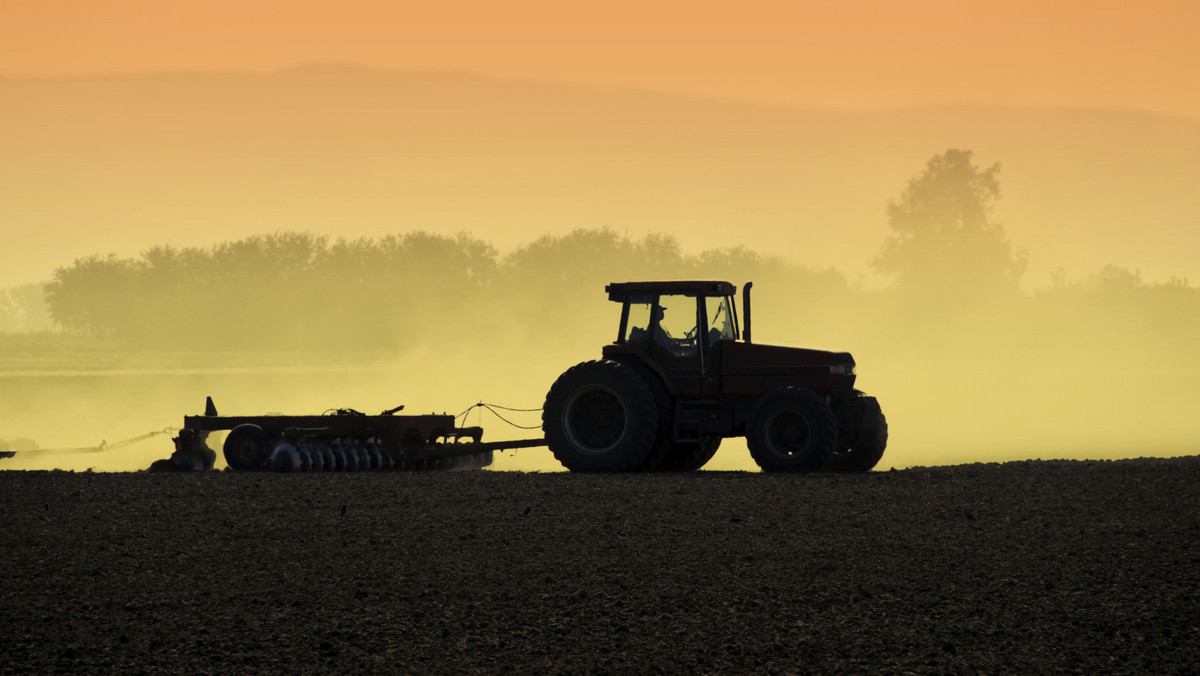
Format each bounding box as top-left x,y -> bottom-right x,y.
3,216 -> 1197,473
1,1 -> 1197,473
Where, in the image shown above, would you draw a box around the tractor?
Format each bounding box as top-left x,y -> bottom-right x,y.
542,281 -> 887,472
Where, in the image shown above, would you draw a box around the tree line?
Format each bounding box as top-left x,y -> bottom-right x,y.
42,229 -> 850,351
39,150 -> 1200,364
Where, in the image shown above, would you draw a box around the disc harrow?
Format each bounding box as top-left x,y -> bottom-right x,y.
163,397 -> 544,472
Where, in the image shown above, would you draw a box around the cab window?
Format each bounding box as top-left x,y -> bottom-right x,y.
705,296 -> 738,345
623,302 -> 653,343
653,294 -> 699,358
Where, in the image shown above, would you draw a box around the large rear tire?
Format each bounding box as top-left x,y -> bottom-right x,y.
543,360 -> 659,472
621,363 -> 673,472
223,424 -> 271,471
746,388 -> 837,473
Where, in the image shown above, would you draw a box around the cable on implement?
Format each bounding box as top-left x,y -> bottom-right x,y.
0,426 -> 178,460
455,402 -> 543,431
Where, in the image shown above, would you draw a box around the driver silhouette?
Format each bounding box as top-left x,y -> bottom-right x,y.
651,304 -> 671,348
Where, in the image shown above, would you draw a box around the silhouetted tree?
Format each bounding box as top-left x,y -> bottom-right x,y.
45,254 -> 138,336
873,149 -> 1026,299
1084,264 -> 1142,295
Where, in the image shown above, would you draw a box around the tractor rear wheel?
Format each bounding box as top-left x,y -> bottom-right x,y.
543,360 -> 659,472
622,363 -> 673,472
747,387 -> 837,473
223,424 -> 271,471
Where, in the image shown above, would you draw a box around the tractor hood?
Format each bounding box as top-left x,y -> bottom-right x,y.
722,340 -> 854,371
719,341 -> 857,399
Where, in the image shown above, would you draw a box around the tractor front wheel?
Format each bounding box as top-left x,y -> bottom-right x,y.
543,360 -> 659,472
746,387 -> 837,473
825,399 -> 888,472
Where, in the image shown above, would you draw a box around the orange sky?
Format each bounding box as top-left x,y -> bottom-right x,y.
2,0 -> 1199,119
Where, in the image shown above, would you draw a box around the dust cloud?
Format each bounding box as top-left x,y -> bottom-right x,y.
3,249 -> 1198,472
3,150 -> 1198,472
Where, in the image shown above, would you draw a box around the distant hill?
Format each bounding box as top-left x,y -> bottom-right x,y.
3,64 -> 1198,288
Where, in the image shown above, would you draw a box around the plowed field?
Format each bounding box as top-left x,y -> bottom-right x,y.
3,458 -> 1198,673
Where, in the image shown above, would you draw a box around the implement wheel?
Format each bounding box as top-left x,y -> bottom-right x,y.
223,424 -> 271,471
747,387 -> 837,473
543,360 -> 658,472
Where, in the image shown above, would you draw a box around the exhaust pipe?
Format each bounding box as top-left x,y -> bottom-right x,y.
743,281 -> 753,343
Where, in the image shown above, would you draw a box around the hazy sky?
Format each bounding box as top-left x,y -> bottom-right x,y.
2,0 -> 1199,119
3,0 -> 1199,291
3,1 -> 1198,471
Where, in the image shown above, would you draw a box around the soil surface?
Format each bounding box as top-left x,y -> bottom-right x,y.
3,458 -> 1199,673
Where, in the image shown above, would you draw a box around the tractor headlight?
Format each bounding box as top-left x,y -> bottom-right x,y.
831,364 -> 856,376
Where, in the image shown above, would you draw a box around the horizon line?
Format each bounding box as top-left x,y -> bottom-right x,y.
3,61 -> 1197,124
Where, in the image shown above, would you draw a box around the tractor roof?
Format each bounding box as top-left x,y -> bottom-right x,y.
606,281 -> 735,301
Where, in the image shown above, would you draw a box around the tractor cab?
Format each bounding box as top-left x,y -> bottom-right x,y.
603,281 -> 738,396
602,280 -> 856,404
